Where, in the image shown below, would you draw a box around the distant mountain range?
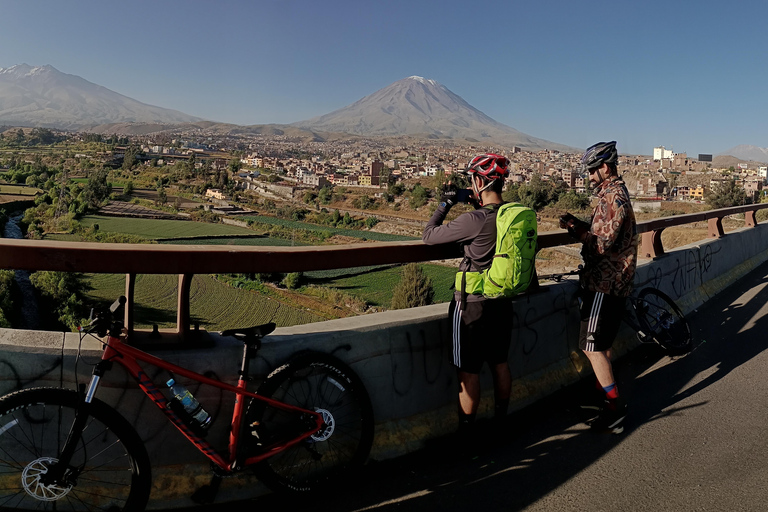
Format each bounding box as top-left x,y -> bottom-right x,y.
0,66 -> 574,150
0,64 -> 203,129
293,76 -> 574,152
719,145 -> 768,164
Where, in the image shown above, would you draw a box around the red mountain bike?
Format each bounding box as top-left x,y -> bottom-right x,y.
0,297 -> 374,510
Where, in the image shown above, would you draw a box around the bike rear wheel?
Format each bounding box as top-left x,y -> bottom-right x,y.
249,352 -> 374,493
636,288 -> 692,354
0,387 -> 151,511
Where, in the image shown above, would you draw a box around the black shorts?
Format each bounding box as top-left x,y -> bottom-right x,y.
578,290 -> 626,352
449,297 -> 513,374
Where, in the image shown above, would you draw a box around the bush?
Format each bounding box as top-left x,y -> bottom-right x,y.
391,263 -> 434,309
282,272 -> 303,289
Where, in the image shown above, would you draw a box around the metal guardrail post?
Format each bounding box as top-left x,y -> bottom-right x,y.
177,274 -> 193,338
124,273 -> 135,334
641,229 -> 665,259
708,217 -> 725,238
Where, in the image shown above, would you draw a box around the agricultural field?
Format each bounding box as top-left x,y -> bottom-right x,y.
158,237 -> 300,246
242,215 -> 417,242
85,273 -> 326,330
0,185 -> 41,195
306,262 -> 457,306
79,215 -> 258,239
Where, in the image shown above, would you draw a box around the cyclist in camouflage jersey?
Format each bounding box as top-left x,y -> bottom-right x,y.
560,141 -> 637,434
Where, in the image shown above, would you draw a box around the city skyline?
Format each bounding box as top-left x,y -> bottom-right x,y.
0,0 -> 766,156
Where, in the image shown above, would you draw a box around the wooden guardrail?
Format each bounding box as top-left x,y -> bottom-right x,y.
0,203 -> 766,339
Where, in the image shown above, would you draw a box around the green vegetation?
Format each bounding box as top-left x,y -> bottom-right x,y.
0,270 -> 16,328
242,215 -> 414,242
29,271 -> 89,331
307,263 -> 455,307
0,185 -> 42,196
707,179 -> 749,208
504,174 -> 590,213
391,263 -> 435,309
78,215 -> 255,239
84,274 -> 327,330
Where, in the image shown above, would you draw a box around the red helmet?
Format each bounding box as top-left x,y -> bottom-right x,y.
464,153 -> 510,179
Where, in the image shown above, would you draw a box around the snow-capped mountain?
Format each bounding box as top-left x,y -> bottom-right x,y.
0,64 -> 203,129
293,76 -> 574,151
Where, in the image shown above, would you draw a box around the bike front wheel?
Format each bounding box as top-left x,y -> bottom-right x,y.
249,352 -> 374,493
0,387 -> 152,511
636,288 -> 692,354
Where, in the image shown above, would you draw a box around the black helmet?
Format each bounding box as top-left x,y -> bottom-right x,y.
581,141 -> 618,171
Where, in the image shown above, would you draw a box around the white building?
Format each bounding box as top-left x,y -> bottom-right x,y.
653,146 -> 674,161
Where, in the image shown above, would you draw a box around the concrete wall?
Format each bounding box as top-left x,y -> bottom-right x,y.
1,224 -> 767,508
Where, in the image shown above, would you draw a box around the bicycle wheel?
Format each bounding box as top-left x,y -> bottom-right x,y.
636,288 -> 692,354
249,352 -> 374,493
0,387 -> 152,511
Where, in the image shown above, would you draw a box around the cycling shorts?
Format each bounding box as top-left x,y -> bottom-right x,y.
578,290 -> 626,352
449,297 -> 513,374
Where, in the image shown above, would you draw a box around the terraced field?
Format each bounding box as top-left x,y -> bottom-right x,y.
73,213 -> 447,328
85,274 -> 325,330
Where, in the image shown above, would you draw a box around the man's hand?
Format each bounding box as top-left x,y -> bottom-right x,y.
440,183 -> 459,206
559,212 -> 577,229
560,212 -> 589,241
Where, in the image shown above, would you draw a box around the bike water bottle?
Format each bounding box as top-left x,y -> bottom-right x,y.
166,378 -> 212,430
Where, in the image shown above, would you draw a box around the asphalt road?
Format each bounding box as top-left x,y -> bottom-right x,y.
168,259 -> 768,512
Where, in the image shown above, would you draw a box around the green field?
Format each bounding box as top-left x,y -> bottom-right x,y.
158,237 -> 301,246
72,214 -> 450,327
0,185 -> 41,195
306,263 -> 456,306
242,215 -> 417,242
79,215 -> 257,239
85,273 -> 325,330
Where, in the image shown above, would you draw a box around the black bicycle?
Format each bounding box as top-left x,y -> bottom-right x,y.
540,269 -> 693,354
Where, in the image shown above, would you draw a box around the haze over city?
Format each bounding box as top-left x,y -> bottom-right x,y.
0,0 -> 766,156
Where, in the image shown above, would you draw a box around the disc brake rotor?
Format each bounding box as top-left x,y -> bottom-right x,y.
311,408 -> 335,442
22,457 -> 72,501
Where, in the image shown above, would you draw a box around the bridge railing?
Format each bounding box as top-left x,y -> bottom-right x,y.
0,203 -> 766,340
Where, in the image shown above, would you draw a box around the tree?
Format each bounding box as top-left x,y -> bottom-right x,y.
122,145 -> 140,170
391,264 -> 434,309
707,179 -> 748,209
512,174 -> 559,211
282,272 -> 303,289
228,159 -> 242,174
81,169 -> 112,209
318,186 -> 333,205
554,190 -> 591,212
29,271 -> 88,331
409,184 -> 428,209
157,186 -> 168,205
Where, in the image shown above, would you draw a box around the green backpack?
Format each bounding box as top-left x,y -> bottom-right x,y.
455,202 -> 538,298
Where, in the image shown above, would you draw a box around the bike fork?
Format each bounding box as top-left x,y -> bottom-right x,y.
42,361 -> 112,484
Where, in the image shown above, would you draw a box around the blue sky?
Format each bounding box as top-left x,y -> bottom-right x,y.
0,0 -> 766,156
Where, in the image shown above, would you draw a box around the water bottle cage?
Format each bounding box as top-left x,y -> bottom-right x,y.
168,398 -> 209,437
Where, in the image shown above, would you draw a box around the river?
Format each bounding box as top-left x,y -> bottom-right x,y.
3,212 -> 40,329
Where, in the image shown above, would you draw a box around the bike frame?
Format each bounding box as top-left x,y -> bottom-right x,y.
82,333 -> 324,472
